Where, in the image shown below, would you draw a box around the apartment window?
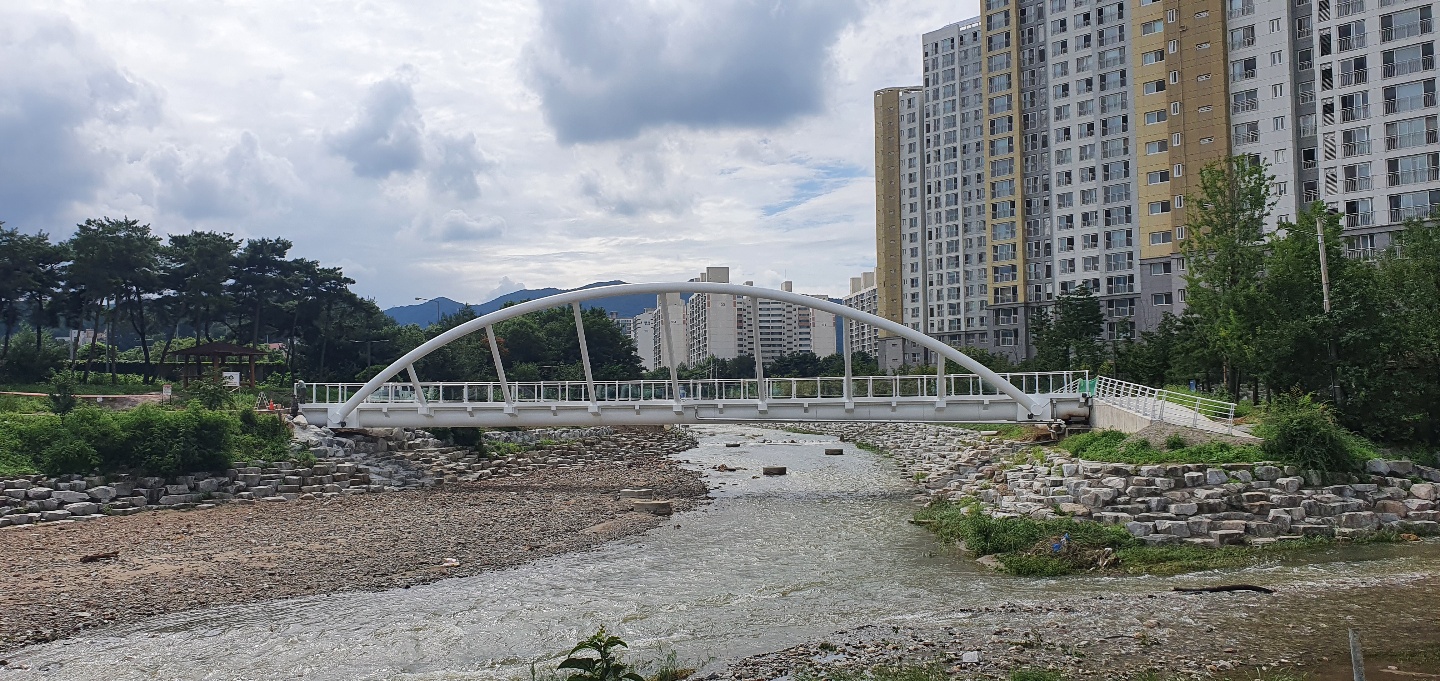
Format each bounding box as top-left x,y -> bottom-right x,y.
1230,56 -> 1258,81
1147,170 -> 1171,184
1152,292 -> 1174,305
1145,110 -> 1168,124
1382,7 -> 1434,42
1149,230 -> 1174,245
1143,49 -> 1165,65
1171,101 -> 1182,115
1082,256 -> 1100,271
1269,18 -> 1282,32
1272,83 -> 1285,98
1271,51 -> 1284,66
1144,79 -> 1167,94
1141,19 -> 1164,35
1385,79 -> 1438,114
1104,252 -> 1134,271
1148,200 -> 1172,214
1230,26 -> 1256,49
1386,115 -> 1440,149
1146,140 -> 1169,154
1149,261 -> 1173,275
1383,43 -> 1436,78
1274,116 -> 1287,131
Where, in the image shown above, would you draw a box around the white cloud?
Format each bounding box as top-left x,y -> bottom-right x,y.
5,0 -> 971,307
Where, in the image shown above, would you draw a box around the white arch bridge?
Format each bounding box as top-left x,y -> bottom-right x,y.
298,282 -> 1108,429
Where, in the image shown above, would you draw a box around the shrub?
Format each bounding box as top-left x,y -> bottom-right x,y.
38,434 -> 98,476
47,372 -> 78,415
1256,393 -> 1365,472
1164,433 -> 1188,450
63,407 -> 123,469
185,378 -> 235,410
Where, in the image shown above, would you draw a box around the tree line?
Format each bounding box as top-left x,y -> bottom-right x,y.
0,217 -> 649,388
1022,156 -> 1440,446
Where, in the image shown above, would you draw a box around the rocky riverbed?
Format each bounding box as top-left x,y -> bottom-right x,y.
0,428 -> 705,654
706,571 -> 1440,680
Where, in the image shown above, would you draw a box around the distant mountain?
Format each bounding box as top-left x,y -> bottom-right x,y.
383,281 -> 661,327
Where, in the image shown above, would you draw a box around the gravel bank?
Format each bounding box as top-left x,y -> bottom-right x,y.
0,432 -> 706,654
705,570 -> 1440,680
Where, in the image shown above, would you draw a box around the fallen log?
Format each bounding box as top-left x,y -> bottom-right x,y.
79,551 -> 119,563
1173,584 -> 1274,594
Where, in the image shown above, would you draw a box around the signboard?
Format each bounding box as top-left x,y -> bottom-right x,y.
222,372 -> 241,387
162,384 -> 172,398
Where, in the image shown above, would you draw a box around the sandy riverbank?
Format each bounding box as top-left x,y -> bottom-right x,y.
0,445 -> 707,654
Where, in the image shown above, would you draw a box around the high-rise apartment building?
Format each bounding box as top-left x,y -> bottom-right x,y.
640,268 -> 838,369
878,0 -> 1434,364
841,271 -> 881,358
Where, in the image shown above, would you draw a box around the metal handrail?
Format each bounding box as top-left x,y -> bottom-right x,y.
301,371 -> 1091,406
1088,375 -> 1238,433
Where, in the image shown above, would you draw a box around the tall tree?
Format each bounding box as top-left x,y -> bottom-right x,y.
231,237 -> 292,345
1030,284 -> 1104,371
163,231 -> 239,342
1181,156 -> 1275,401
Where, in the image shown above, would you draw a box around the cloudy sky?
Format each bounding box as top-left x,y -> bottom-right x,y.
3,1 -> 973,308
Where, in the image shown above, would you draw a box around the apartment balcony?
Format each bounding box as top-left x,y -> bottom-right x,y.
1339,69 -> 1369,86
1346,211 -> 1375,228
1232,99 -> 1260,114
1386,130 -> 1440,149
1300,88 -> 1317,103
1383,19 -> 1433,41
1304,189 -> 1321,201
1337,0 -> 1367,15
1383,55 -> 1435,78
1391,204 -> 1436,220
1342,104 -> 1373,121
1385,92 -> 1439,114
1099,56 -> 1125,69
1230,35 -> 1257,50
1299,55 -> 1315,70
1387,167 -> 1440,185
1338,35 -> 1368,51
1303,157 -> 1320,169
1298,26 -> 1314,39
1233,130 -> 1261,145
1302,123 -> 1320,136
1343,140 -> 1373,155
1344,247 -> 1382,259
1343,176 -> 1374,191
1228,4 -> 1256,18
1232,68 -> 1258,82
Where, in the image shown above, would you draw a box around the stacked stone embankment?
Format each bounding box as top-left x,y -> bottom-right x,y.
789,422 -> 1440,545
1,422 -> 695,529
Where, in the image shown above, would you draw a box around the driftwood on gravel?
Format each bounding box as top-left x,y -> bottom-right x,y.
1173,584 -> 1275,594
79,551 -> 119,563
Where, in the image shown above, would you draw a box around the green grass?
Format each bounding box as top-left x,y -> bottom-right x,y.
1161,384 -> 1256,419
946,422 -> 1031,439
0,447 -> 40,476
914,499 -> 1392,577
1058,430 -> 1264,465
0,393 -> 48,414
0,382 -> 160,395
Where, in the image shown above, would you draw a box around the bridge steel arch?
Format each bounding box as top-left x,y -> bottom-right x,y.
322,282 -> 1056,427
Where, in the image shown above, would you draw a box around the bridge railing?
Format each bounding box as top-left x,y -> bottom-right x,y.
1086,375 -> 1238,433
299,371 -> 1087,406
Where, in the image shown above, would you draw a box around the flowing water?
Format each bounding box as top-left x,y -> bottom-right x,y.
10,425 -> 1440,680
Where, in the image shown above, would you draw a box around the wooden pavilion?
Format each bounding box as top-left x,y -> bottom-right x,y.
173,342 -> 269,387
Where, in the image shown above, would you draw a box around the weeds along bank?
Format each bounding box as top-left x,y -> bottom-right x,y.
785,422 -> 1440,575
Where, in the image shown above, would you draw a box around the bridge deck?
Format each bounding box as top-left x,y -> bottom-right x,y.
298,373 -> 1091,428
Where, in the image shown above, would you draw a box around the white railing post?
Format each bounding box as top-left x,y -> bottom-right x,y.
842,334 -> 854,411
571,303 -> 600,414
935,351 -> 947,408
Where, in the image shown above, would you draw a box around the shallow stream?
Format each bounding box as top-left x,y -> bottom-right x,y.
10,425 -> 1440,680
